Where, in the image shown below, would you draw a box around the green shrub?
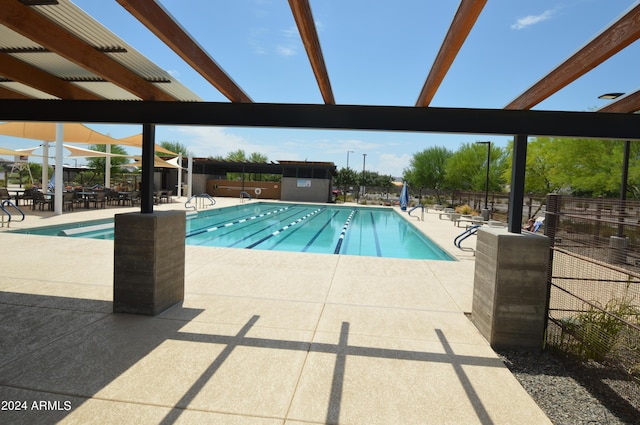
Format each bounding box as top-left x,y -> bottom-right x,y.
455,204 -> 479,216
568,297 -> 639,362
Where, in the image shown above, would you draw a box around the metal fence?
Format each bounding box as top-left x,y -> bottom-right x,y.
544,194 -> 640,408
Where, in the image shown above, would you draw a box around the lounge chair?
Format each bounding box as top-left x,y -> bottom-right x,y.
532,217 -> 545,233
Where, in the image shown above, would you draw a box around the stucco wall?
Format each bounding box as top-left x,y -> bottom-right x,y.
280,177 -> 331,203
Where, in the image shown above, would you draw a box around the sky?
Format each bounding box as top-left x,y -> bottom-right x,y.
1,0 -> 639,177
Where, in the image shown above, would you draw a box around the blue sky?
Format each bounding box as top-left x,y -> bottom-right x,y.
2,0 -> 639,177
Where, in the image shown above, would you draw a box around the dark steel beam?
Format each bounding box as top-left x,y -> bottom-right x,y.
1,99 -> 639,140
416,0 -> 487,107
141,123 -> 155,213
116,0 -> 252,103
508,134 -> 528,233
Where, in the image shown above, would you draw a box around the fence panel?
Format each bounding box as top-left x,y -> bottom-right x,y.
545,195 -> 640,410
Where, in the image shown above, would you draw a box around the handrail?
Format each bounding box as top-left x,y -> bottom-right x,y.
454,224 -> 481,250
407,204 -> 425,221
240,191 -> 252,203
1,200 -> 25,227
185,193 -> 216,211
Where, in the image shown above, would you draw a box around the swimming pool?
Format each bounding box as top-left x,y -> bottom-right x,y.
11,202 -> 454,260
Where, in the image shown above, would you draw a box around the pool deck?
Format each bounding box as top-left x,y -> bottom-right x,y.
0,197 -> 551,424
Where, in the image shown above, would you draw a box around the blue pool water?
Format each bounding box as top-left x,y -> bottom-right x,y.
11,202 -> 454,260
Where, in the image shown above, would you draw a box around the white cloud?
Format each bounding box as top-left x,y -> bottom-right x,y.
375,153 -> 412,178
169,127 -> 303,162
276,45 -> 296,56
511,9 -> 555,30
275,26 -> 299,56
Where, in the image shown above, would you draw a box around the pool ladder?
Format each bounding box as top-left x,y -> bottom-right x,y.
407,204 -> 424,221
0,200 -> 25,228
454,224 -> 481,252
185,194 -> 216,211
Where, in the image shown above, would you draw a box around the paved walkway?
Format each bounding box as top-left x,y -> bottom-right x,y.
0,198 -> 551,424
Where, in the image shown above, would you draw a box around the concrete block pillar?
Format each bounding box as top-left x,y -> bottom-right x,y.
113,211 -> 185,315
471,227 -> 550,349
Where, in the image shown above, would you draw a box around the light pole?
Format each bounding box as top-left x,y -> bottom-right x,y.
361,153 -> 367,204
345,150 -> 353,203
476,141 -> 491,220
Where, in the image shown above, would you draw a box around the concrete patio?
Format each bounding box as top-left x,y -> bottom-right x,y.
0,198 -> 551,424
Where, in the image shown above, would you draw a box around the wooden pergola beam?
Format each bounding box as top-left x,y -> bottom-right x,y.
289,0 -> 335,105
0,0 -> 176,101
0,52 -> 103,100
505,2 -> 640,110
597,89 -> 640,113
416,0 -> 487,107
0,85 -> 32,100
117,0 -> 252,103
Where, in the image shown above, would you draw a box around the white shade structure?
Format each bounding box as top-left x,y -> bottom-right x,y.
129,156 -> 183,169
0,147 -> 39,156
63,144 -> 131,158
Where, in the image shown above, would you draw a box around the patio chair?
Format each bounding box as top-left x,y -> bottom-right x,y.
129,190 -> 140,206
15,188 -> 35,206
0,187 -> 10,201
32,191 -> 52,211
160,190 -> 171,203
88,191 -> 106,209
62,191 -> 75,211
104,188 -> 117,206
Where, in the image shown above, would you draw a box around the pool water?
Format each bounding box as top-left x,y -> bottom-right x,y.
11,202 -> 454,260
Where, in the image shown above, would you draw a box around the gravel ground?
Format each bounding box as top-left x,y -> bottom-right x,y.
497,349 -> 639,425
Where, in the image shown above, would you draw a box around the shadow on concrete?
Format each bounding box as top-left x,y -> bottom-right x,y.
0,291 -> 505,424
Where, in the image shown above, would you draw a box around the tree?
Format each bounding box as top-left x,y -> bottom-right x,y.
502,137 -> 558,195
248,152 -> 268,162
159,141 -> 190,156
86,144 -> 131,175
549,138 -> 640,198
226,149 -> 247,162
444,142 -> 508,193
335,167 -> 358,187
224,149 -> 273,181
403,146 -> 451,203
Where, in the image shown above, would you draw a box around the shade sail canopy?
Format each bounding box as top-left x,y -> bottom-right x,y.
0,146 -> 39,156
63,144 -> 131,158
0,122 -> 123,144
129,156 -> 182,169
118,134 -> 177,155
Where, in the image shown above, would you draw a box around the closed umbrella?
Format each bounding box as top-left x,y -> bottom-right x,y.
400,181 -> 409,211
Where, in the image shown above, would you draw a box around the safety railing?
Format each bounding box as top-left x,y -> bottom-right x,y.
407,204 -> 425,221
453,224 -> 480,251
1,200 -> 25,227
185,194 -> 216,211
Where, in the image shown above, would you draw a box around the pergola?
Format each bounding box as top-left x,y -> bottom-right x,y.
1,0 -> 639,233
